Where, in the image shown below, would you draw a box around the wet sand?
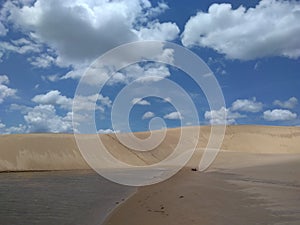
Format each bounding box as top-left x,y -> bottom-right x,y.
104,152 -> 300,225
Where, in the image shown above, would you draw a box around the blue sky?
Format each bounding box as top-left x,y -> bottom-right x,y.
0,0 -> 299,134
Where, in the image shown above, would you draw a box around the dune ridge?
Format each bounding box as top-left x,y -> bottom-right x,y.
0,125 -> 300,172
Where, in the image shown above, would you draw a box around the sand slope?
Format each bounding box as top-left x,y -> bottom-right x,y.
0,134 -> 89,171
0,125 -> 299,172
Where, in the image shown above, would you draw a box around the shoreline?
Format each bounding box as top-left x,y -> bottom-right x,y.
0,170 -> 136,225
103,151 -> 300,225
103,188 -> 138,224
1,125 -> 300,224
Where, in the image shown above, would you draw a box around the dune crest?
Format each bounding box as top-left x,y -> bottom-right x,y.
0,125 -> 299,172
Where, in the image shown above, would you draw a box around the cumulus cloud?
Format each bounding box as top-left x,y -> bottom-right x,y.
182,0 -> 300,60
28,53 -> 56,68
24,104 -> 73,133
273,97 -> 298,109
8,100 -> 104,133
0,121 -> 5,129
0,121 -> 27,134
231,98 -> 263,113
164,111 -> 183,120
41,74 -> 60,82
9,103 -> 32,114
98,129 -> 119,134
205,107 -> 245,125
4,102 -> 80,133
118,63 -> 171,85
32,90 -> 111,112
73,94 -> 112,113
142,111 -> 155,119
60,49 -> 173,87
3,124 -> 27,134
263,109 -> 297,121
136,21 -> 179,41
0,75 -> 17,103
32,90 -> 72,110
0,0 -> 179,88
2,0 -> 179,66
131,97 -> 151,106
97,94 -> 112,108
0,38 -> 42,55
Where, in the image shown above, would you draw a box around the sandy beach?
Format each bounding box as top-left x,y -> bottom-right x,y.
1,125 -> 300,224
104,126 -> 300,225
104,152 -> 300,225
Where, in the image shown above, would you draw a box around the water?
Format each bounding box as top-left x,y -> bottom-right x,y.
0,170 -> 135,225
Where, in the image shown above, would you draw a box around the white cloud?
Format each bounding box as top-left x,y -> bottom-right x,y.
182,0 -> 300,60
3,124 -> 27,134
61,52 -> 173,87
32,90 -> 111,112
204,107 -> 245,125
164,111 -> 183,120
142,2 -> 169,19
0,75 -> 17,103
24,104 -> 73,133
98,94 -> 112,107
3,0 -> 179,66
131,97 -> 150,106
4,103 -> 77,133
263,109 -> 297,121
9,103 -> 32,114
0,0 -> 178,87
0,38 -> 42,55
135,21 -> 179,41
60,64 -> 88,80
0,121 -> 5,129
28,53 -> 56,68
41,74 -> 60,82
0,75 -> 9,84
142,111 -> 155,119
32,90 -> 72,110
273,97 -> 298,109
73,94 -> 111,112
105,62 -> 172,86
72,94 -> 101,112
98,129 -> 119,134
0,121 -> 27,134
231,98 -> 263,113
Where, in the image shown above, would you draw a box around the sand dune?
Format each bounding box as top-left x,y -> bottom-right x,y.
102,126 -> 300,225
1,125 -> 300,225
0,134 -> 89,171
0,125 -> 299,172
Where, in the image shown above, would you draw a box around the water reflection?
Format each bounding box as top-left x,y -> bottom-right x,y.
0,170 -> 135,225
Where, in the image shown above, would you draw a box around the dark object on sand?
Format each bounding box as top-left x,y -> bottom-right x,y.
191,168 -> 197,171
